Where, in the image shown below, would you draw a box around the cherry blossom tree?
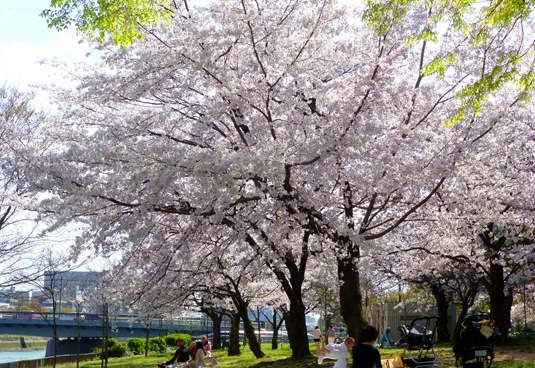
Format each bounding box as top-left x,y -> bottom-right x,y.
15,0 -> 535,354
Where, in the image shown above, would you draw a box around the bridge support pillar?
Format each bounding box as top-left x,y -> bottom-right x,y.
46,337 -> 103,357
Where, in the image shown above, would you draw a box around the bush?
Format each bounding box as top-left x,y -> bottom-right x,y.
510,327 -> 535,342
127,338 -> 146,355
165,334 -> 192,348
108,342 -> 131,358
93,339 -> 131,358
149,337 -> 167,352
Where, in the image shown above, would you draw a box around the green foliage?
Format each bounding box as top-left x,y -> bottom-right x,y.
0,83 -> 45,130
362,0 -> 419,37
40,0 -> 173,47
361,0 -> 535,127
94,339 -> 131,358
421,53 -> 458,78
149,337 -> 167,352
509,327 -> 535,342
108,342 -> 131,358
164,333 -> 192,347
127,338 -> 145,355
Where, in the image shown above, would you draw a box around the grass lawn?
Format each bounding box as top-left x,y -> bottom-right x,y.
53,342 -> 535,368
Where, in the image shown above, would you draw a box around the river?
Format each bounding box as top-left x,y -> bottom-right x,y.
0,350 -> 46,364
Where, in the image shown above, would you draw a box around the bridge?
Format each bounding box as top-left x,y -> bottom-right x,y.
0,315 -> 212,338
0,313 -> 214,357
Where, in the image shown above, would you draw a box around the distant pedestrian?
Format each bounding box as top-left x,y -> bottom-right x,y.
326,325 -> 336,344
314,326 -> 323,350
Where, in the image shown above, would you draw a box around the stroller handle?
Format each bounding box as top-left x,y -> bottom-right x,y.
463,314 -> 492,321
410,316 -> 439,326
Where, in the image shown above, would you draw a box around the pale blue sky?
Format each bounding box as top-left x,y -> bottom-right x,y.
0,0 -> 209,100
0,0 -> 95,103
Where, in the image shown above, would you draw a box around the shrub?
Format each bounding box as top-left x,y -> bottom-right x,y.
510,327 -> 535,342
127,338 -> 146,355
149,337 -> 167,352
93,339 -> 131,358
108,342 -> 131,358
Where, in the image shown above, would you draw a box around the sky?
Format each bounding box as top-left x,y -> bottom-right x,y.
0,0 -> 98,103
0,0 -> 213,103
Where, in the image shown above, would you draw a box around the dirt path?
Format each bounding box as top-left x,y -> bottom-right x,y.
435,348 -> 535,365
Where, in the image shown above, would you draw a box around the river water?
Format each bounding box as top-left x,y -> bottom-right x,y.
0,350 -> 46,364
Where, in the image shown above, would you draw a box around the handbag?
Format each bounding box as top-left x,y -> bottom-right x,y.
381,354 -> 404,368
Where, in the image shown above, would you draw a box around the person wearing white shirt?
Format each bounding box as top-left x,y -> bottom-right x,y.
317,337 -> 355,368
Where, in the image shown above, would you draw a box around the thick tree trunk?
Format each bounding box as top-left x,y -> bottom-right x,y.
203,309 -> 223,349
234,298 -> 265,358
212,314 -> 222,349
271,312 -> 280,350
338,243 -> 366,343
430,283 -> 451,343
283,301 -> 311,358
453,304 -> 470,345
485,263 -> 511,342
479,224 -> 513,342
228,313 -> 241,356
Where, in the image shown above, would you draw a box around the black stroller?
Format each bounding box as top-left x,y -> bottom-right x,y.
398,316 -> 439,368
453,314 -> 500,368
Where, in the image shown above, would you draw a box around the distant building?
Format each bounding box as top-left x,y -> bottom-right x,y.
44,271 -> 104,293
0,286 -> 31,308
365,301 -> 457,341
43,271 -> 105,312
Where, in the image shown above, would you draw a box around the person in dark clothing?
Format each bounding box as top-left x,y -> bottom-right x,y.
352,326 -> 382,368
159,338 -> 189,367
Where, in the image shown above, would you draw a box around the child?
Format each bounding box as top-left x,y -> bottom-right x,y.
317,337 -> 355,368
352,326 -> 382,368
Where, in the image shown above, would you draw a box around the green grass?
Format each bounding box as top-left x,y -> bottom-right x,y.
0,343 -> 47,348
50,342 -> 535,368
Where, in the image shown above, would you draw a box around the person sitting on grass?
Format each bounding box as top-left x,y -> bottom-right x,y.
353,325 -> 382,368
188,337 -> 197,359
201,335 -> 212,356
159,338 -> 189,368
317,337 -> 356,368
188,341 -> 206,368
380,327 -> 395,348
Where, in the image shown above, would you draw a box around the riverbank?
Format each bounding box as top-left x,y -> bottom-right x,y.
0,347 -> 45,353
0,338 -> 47,352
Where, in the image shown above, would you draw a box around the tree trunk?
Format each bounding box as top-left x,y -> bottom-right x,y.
338,242 -> 366,343
430,283 -> 451,343
453,303 -> 470,345
283,301 -> 311,358
234,298 -> 265,358
228,313 -> 241,356
203,309 -> 223,349
104,304 -> 109,368
485,262 -> 511,341
77,311 -> 81,368
479,224 -> 513,342
271,311 -> 279,350
145,325 -> 150,357
212,314 -> 222,349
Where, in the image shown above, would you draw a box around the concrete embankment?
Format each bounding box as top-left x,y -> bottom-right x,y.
0,339 -> 47,353
0,353 -> 98,368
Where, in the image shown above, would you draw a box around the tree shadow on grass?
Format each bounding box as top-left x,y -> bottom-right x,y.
251,357 -> 335,368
